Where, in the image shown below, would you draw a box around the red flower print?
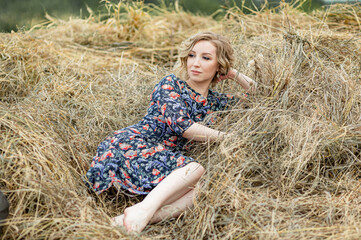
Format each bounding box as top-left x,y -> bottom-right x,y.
177,116 -> 184,122
119,143 -> 132,150
168,136 -> 177,142
196,95 -> 207,105
120,168 -> 131,179
169,92 -> 180,99
161,103 -> 167,115
151,175 -> 165,184
155,145 -> 165,152
137,144 -> 147,148
166,76 -> 172,81
124,150 -> 137,159
154,116 -> 166,123
164,140 -> 176,147
125,160 -> 131,169
141,148 -> 156,158
142,124 -> 149,130
114,130 -> 126,134
161,84 -> 174,90
109,170 -> 115,178
122,179 -> 129,187
152,169 -> 160,176
166,117 -> 172,126
99,151 -> 114,161
90,161 -> 95,167
93,182 -> 100,189
130,128 -> 141,134
177,156 -> 185,167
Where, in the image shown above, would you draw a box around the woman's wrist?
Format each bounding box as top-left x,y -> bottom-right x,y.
230,69 -> 239,81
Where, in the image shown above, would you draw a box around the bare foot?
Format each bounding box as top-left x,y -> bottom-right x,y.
123,203 -> 154,233
111,214 -> 124,227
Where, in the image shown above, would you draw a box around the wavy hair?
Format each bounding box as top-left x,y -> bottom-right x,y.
174,32 -> 235,83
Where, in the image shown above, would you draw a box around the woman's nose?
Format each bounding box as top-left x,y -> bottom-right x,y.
193,56 -> 201,66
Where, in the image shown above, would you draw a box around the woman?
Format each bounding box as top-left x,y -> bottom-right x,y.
85,32 -> 256,232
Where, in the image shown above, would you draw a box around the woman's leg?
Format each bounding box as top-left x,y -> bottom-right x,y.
121,162 -> 204,232
149,188 -> 194,223
112,189 -> 195,226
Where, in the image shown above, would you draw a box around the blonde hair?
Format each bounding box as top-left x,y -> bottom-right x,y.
174,31 -> 235,83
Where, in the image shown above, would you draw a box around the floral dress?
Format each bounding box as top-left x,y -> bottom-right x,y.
86,74 -> 238,195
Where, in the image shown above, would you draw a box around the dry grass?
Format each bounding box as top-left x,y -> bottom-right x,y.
1,1 -> 361,239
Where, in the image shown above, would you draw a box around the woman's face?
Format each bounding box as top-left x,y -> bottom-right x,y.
186,40 -> 219,85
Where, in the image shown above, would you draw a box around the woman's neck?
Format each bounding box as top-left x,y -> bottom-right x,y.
186,80 -> 211,98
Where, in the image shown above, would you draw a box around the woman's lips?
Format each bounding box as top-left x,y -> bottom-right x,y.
191,70 -> 201,74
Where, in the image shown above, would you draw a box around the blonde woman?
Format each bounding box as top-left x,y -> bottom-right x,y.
86,32 -> 256,232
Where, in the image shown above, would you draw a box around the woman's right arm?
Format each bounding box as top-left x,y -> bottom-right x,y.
217,68 -> 257,93
182,123 -> 226,142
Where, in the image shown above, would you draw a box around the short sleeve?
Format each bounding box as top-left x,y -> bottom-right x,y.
152,74 -> 194,136
209,90 -> 240,111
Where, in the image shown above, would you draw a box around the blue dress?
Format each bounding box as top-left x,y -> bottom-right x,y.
86,74 -> 238,194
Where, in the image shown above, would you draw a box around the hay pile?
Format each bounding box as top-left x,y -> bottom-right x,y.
1,1 -> 360,239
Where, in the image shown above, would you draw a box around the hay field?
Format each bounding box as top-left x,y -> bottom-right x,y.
1,1 -> 361,239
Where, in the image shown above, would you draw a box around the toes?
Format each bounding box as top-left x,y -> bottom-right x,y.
111,215 -> 125,227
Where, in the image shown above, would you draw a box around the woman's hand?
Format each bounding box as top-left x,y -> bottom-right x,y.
216,68 -> 237,83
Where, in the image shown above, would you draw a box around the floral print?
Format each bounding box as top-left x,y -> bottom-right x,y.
85,74 -> 238,195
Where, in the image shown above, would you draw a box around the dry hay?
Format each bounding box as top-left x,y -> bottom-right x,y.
0,1 -> 361,239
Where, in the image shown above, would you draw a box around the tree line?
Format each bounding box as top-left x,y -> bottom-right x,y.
0,0 -> 324,32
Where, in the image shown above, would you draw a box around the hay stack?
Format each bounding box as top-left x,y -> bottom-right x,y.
0,1 -> 360,239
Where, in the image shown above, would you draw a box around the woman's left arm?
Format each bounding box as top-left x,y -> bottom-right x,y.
182,122 -> 226,142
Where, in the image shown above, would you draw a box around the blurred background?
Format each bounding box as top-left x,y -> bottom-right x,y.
0,0 -> 359,32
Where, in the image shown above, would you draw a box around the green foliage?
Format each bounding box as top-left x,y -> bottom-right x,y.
0,0 -> 101,32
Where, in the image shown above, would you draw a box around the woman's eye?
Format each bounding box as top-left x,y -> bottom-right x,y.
203,56 -> 210,60
188,53 -> 194,58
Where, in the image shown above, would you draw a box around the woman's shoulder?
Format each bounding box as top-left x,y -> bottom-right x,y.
160,73 -> 182,82
158,74 -> 186,89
